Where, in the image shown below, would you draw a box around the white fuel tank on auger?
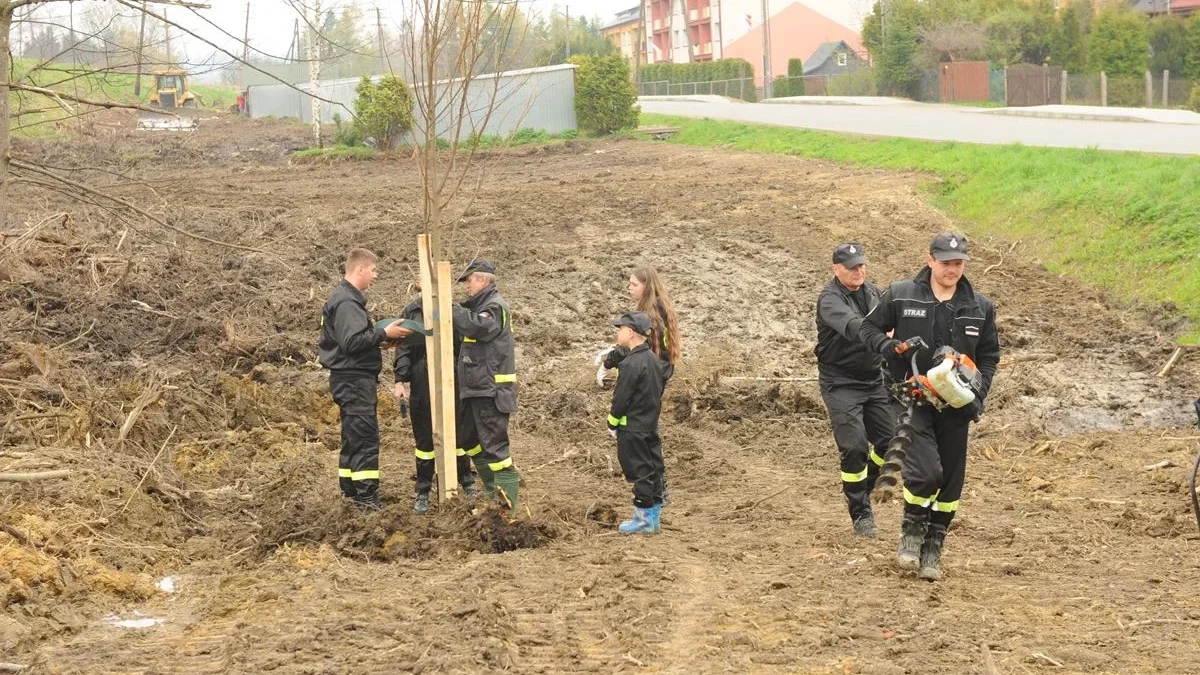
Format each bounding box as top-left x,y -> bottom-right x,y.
924,348 -> 981,409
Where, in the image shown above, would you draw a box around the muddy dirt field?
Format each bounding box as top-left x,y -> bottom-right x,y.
3,114 -> 1200,674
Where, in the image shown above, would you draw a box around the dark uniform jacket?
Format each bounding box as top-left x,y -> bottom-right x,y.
394,297 -> 464,390
607,343 -> 665,433
319,280 -> 385,374
815,277 -> 884,384
452,284 -> 517,411
860,266 -> 1001,403
393,298 -> 428,386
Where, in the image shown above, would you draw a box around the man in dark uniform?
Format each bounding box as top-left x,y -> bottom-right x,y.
815,243 -> 895,538
452,259 -> 521,515
318,248 -> 409,508
393,294 -> 477,515
860,232 -> 1001,581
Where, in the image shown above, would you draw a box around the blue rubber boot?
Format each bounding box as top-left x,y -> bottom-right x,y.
619,506 -> 659,535
645,504 -> 662,533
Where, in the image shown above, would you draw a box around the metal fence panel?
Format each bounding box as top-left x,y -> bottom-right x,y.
247,64 -> 578,137
1153,75 -> 1195,108
1168,77 -> 1194,108
1065,73 -> 1103,106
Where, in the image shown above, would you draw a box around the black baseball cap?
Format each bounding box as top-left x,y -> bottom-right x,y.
457,259 -> 497,282
929,232 -> 970,261
832,243 -> 866,267
611,312 -> 652,336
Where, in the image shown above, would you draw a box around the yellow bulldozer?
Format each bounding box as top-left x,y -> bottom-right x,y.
137,69 -> 200,131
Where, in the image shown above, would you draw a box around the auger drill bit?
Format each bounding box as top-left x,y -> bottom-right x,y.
873,400 -> 916,504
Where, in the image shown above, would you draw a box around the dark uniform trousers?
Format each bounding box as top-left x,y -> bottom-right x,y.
330,371 -> 380,502
819,378 -> 894,520
617,430 -> 665,508
409,378 -> 475,496
457,397 -> 514,472
902,404 -> 971,527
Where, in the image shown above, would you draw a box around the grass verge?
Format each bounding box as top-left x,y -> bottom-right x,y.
643,113 -> 1200,342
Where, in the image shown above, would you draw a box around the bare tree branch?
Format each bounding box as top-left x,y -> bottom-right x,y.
7,82 -> 181,115
9,159 -> 265,253
11,0 -> 210,11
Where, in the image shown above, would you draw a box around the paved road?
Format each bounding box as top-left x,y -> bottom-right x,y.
640,99 -> 1200,155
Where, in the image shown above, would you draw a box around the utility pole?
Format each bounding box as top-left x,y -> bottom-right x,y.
164,8 -> 173,67
760,0 -> 771,98
240,1 -> 250,90
640,0 -> 649,68
634,1 -> 644,88
289,18 -> 300,62
135,1 -> 148,96
377,6 -> 389,73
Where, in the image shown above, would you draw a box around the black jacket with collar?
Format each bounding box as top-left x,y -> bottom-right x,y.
394,297 -> 464,385
452,284 -> 517,410
607,343 -> 665,433
318,280 -> 385,374
860,266 -> 1001,401
815,277 -> 884,384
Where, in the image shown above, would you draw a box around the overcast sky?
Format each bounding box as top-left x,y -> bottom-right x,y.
17,0 -> 866,74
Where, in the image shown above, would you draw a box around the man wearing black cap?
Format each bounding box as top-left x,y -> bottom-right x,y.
318,248 -> 411,508
815,242 -> 894,538
860,232 -> 1001,581
607,312 -> 667,534
451,259 -> 522,515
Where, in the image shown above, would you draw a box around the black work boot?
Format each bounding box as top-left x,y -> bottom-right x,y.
897,511 -> 927,570
852,510 -> 877,538
354,482 -> 383,511
918,524 -> 947,581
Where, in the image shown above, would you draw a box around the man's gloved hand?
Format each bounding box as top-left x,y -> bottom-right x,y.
608,428 -> 617,439
964,397 -> 984,422
596,365 -> 609,388
881,338 -> 903,356
593,347 -> 615,366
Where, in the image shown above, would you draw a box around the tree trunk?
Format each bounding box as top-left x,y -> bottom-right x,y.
1,4 -> 12,226
308,0 -> 322,147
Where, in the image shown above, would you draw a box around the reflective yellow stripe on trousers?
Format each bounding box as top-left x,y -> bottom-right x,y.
488,457 -> 513,472
415,449 -> 436,461
868,447 -> 886,467
841,467 -> 869,483
932,499 -> 960,513
465,444 -> 483,457
348,470 -> 379,481
903,486 -> 939,508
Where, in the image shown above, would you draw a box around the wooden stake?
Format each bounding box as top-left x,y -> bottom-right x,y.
1157,344 -> 1198,378
1158,347 -> 1184,378
436,261 -> 458,499
417,235 -> 452,502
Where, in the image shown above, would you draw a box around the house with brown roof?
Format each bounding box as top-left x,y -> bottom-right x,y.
721,1 -> 863,86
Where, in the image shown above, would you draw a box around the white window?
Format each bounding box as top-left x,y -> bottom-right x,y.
837,52 -> 848,67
